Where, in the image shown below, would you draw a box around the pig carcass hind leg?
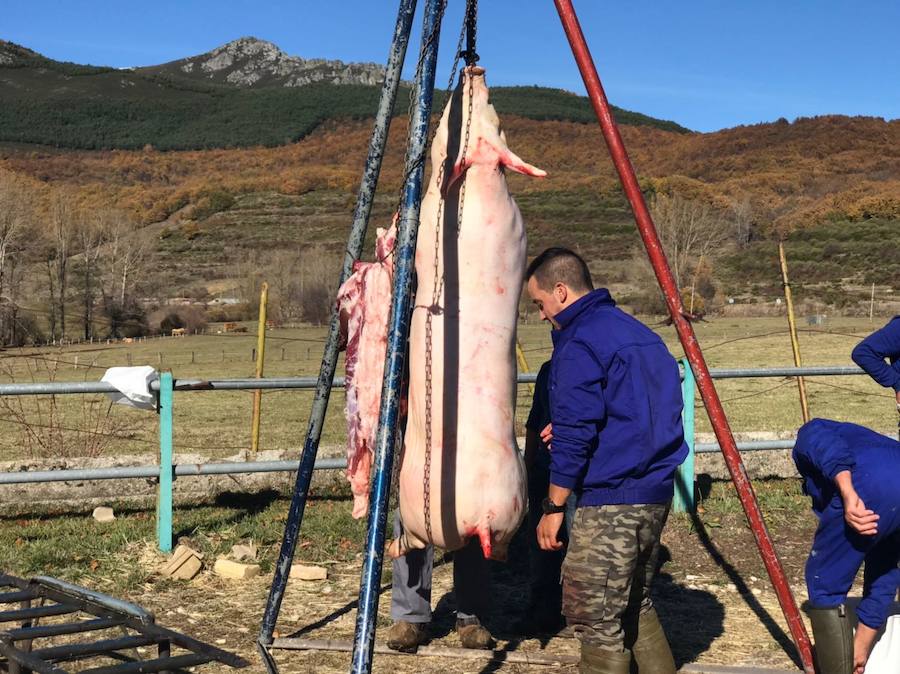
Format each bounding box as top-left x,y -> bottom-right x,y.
388,529 -> 428,559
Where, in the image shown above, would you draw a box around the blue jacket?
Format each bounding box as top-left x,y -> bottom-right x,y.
793,418 -> 900,524
851,316 -> 900,391
548,289 -> 688,506
793,419 -> 900,628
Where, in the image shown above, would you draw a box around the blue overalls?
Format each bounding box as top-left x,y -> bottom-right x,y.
793,419 -> 900,629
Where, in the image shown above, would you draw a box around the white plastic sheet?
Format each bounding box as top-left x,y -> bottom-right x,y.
101,366 -> 158,411
866,611 -> 900,674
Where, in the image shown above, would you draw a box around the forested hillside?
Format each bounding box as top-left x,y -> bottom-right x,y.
0,40 -> 687,151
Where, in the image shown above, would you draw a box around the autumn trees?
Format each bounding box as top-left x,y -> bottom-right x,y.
49,200 -> 150,341
0,172 -> 151,346
625,191 -> 762,315
0,169 -> 36,345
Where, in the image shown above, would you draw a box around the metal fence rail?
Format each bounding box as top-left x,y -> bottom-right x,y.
0,365 -> 867,397
0,364 -> 881,548
0,439 -> 849,486
0,458 -> 348,485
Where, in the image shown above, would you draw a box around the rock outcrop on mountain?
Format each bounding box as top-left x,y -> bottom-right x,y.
142,37 -> 385,88
0,41 -> 35,66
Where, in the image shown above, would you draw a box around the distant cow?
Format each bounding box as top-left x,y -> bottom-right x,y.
171,328 -> 186,337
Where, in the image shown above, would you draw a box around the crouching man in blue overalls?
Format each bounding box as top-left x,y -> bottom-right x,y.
793,418 -> 900,674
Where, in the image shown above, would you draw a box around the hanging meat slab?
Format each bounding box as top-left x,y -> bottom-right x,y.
336,221 -> 396,518
391,65 -> 546,560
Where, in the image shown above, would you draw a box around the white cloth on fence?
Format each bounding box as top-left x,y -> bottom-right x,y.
101,366 -> 158,411
846,597 -> 900,674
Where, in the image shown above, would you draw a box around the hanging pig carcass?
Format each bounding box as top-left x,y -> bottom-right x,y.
391,65 -> 546,560
336,221 -> 396,518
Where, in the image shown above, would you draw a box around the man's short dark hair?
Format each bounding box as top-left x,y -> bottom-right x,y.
526,247 -> 593,293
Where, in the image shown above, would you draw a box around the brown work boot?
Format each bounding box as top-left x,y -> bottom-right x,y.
385,620 -> 428,653
631,609 -> 676,674
456,616 -> 495,649
580,644 -> 632,674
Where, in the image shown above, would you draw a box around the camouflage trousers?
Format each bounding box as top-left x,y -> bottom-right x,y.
562,503 -> 670,651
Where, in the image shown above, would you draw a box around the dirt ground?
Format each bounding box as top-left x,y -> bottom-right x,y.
117,501 -> 819,674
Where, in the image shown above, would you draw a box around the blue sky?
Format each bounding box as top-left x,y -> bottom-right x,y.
4,1 -> 900,132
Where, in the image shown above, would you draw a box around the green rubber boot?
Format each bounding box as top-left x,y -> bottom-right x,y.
580,644 -> 632,674
807,605 -> 854,674
632,609 -> 676,674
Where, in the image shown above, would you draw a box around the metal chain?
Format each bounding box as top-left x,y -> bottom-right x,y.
423,58 -> 476,545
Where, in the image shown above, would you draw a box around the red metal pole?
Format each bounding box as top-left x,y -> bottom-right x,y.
551,2 -> 815,672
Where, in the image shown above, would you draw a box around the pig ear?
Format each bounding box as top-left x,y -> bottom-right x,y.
495,130 -> 546,176
441,143 -> 546,195
440,136 -> 547,196
496,144 -> 547,178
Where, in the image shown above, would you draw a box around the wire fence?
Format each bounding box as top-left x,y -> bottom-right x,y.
0,361 -> 895,551
0,318 -> 896,468
0,363 -> 882,470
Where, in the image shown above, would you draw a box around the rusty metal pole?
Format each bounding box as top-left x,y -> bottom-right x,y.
778,242 -> 810,423
251,282 -> 269,452
551,2 -> 815,672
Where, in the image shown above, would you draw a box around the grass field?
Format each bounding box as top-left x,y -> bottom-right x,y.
0,476 -> 825,672
0,314 -> 893,672
0,315 -> 894,463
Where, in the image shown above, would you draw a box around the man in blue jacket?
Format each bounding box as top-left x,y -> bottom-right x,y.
525,247 -> 688,674
793,419 -> 900,674
851,316 -> 900,433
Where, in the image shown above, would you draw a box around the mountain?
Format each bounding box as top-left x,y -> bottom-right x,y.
0,40 -> 112,74
0,39 -> 689,151
137,37 -> 385,88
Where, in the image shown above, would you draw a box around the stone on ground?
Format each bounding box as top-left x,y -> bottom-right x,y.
160,544 -> 203,580
291,564 -> 328,581
231,541 -> 258,562
214,558 -> 261,580
92,506 -> 115,523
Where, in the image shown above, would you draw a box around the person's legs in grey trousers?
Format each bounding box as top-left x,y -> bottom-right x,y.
390,511 -> 433,623
389,511 -> 491,623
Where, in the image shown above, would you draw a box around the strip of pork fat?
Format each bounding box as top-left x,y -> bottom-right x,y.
336,222 -> 396,518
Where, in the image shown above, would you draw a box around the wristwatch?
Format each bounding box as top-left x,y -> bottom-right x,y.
541,497 -> 567,515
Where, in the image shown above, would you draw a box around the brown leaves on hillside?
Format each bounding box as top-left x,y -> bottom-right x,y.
2,114 -> 899,234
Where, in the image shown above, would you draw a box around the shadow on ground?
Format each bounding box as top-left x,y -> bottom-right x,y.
654,546 -> 725,667
690,474 -> 803,668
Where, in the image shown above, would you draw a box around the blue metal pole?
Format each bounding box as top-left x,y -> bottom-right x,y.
673,358 -> 696,513
350,0 -> 445,671
157,371 -> 174,552
257,0 -> 419,655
